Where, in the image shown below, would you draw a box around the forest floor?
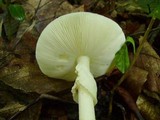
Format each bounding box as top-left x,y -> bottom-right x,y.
0,0 -> 160,120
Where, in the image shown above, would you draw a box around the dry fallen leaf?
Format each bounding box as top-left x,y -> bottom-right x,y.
128,41 -> 160,120
0,62 -> 73,94
10,95 -> 78,120
10,100 -> 42,120
0,1 -> 85,119
0,102 -> 25,119
25,0 -> 50,9
136,94 -> 160,120
0,17 -> 73,95
135,41 -> 160,92
122,40 -> 160,120
124,66 -> 148,100
116,86 -> 144,120
36,1 -> 84,32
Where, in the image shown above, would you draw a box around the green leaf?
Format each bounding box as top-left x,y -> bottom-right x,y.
150,5 -> 160,19
126,36 -> 136,54
8,4 -> 25,21
115,44 -> 130,73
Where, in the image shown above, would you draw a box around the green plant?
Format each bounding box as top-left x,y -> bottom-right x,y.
108,0 -> 160,117
0,0 -> 25,42
115,36 -> 135,73
0,0 -> 25,21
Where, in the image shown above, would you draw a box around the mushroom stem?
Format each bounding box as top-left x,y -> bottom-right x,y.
72,56 -> 97,120
78,86 -> 95,120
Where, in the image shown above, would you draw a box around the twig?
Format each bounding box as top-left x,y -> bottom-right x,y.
113,17 -> 155,91
130,26 -> 160,36
108,17 -> 156,117
9,94 -> 74,120
35,0 -> 42,14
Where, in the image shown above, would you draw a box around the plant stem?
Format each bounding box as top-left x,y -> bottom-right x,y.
113,17 -> 155,92
72,56 -> 97,120
108,17 -> 156,116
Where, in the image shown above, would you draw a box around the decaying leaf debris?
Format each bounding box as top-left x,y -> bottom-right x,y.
0,0 -> 159,120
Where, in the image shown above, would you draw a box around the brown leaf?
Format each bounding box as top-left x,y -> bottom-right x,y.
124,66 -> 148,100
10,95 -> 78,120
14,29 -> 38,54
36,1 -> 84,32
25,0 -> 50,9
125,20 -> 141,34
55,1 -> 84,18
81,0 -> 95,10
0,19 -> 73,95
10,100 -> 42,120
8,21 -> 36,50
0,50 -> 14,69
1,33 -> 71,94
35,0 -> 65,32
0,62 -> 73,94
136,93 -> 160,120
116,87 -> 144,120
22,1 -> 35,21
0,102 -> 25,119
135,42 -> 160,92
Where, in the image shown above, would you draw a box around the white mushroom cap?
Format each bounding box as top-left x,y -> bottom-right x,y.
36,12 -> 125,81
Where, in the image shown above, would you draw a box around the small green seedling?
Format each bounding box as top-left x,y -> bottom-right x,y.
115,36 -> 135,73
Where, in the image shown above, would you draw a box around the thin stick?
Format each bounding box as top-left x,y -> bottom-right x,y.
108,17 -> 156,116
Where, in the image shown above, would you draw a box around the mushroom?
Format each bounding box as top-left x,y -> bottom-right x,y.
36,12 -> 125,120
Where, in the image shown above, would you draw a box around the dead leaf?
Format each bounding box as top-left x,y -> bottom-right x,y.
124,66 -> 148,100
36,1 -> 84,32
9,100 -> 42,120
116,87 -> 144,120
136,93 -> 160,120
143,89 -> 160,101
0,103 -> 25,119
0,79 -> 39,106
125,20 -> 141,34
0,50 -> 14,69
22,1 -> 35,21
0,62 -> 73,94
0,17 -> 73,95
81,0 -> 95,10
3,17 -> 20,41
55,1 -> 84,18
135,42 -> 160,92
10,94 -> 78,120
35,0 -> 65,32
13,28 -> 38,55
25,0 -> 50,9
8,21 -> 36,50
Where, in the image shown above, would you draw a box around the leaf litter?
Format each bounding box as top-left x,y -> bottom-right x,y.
0,0 -> 159,120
